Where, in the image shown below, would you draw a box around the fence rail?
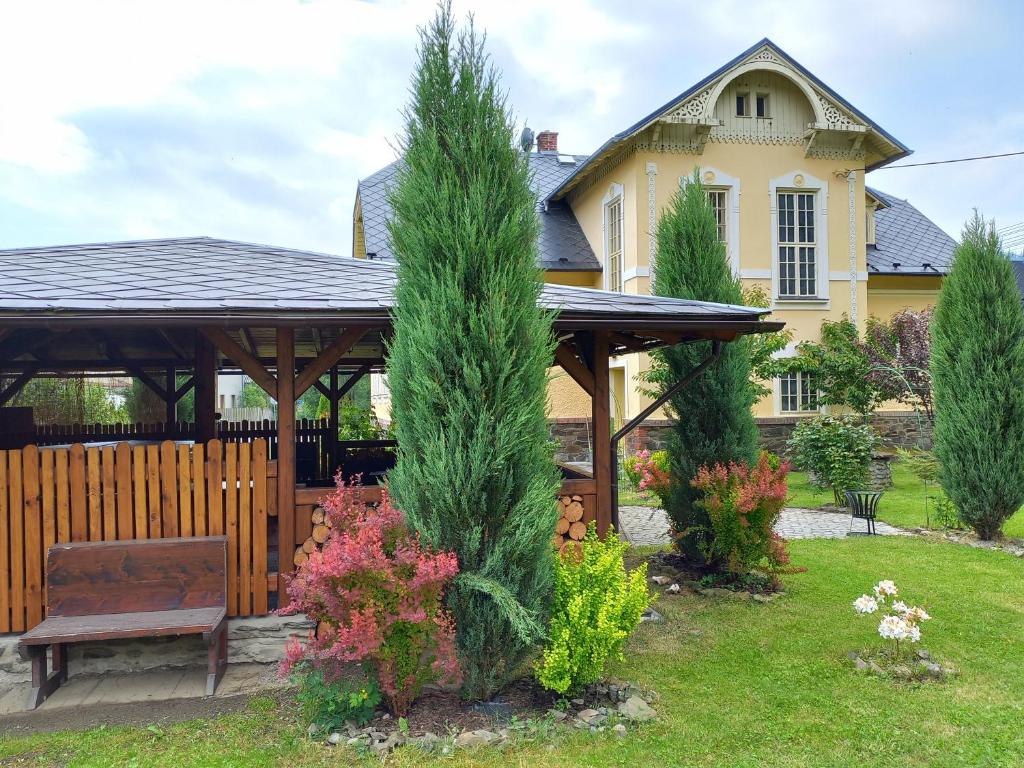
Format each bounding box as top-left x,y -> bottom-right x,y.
0,439 -> 270,633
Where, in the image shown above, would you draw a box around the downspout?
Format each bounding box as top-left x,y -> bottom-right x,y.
609,341 -> 722,531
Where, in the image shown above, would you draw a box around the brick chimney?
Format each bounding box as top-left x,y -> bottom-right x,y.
536,130 -> 558,153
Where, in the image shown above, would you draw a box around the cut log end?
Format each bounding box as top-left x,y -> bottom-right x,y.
311,524 -> 330,544
568,521 -> 588,541
565,501 -> 584,522
555,517 -> 570,535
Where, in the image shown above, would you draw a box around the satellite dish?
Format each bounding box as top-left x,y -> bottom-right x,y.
519,125 -> 534,153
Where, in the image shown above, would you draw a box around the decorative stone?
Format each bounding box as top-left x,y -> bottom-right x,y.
326,732 -> 343,746
613,723 -> 628,738
640,607 -> 664,623
700,587 -> 734,599
547,708 -> 568,721
665,583 -> 681,594
650,576 -> 672,585
411,732 -> 441,750
577,708 -> 605,725
618,695 -> 656,722
455,729 -> 500,748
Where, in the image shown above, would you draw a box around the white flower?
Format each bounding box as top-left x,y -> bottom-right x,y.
905,606 -> 931,624
906,623 -> 922,643
878,614 -> 912,641
853,595 -> 879,614
892,600 -> 910,614
873,580 -> 898,599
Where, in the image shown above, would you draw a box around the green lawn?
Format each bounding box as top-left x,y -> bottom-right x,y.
787,464 -> 1024,539
3,537 -> 1023,767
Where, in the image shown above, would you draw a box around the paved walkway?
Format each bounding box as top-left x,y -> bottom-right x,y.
618,505 -> 902,546
0,662 -> 283,717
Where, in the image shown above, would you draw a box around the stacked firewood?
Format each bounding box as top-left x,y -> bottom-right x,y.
552,494 -> 587,557
293,507 -> 331,566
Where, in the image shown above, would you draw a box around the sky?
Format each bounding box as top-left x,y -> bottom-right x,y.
2,0 -> 1022,255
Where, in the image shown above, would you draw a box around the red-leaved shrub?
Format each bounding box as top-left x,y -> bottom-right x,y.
690,452 -> 793,575
278,477 -> 461,716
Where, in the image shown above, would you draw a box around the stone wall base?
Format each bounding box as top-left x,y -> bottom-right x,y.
0,614 -> 313,703
551,411 -> 932,464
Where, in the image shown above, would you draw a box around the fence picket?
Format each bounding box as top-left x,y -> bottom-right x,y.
0,453 -> 9,632
9,450 -> 24,632
22,445 -> 42,627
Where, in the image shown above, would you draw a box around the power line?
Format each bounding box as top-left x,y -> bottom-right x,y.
876,149 -> 1024,170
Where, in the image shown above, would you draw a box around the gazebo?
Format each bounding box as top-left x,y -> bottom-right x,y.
0,237 -> 782,633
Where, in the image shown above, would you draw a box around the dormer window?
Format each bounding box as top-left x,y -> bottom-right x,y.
756,93 -> 770,118
736,91 -> 750,117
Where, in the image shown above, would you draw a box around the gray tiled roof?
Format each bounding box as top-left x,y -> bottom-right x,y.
0,237 -> 764,322
357,152 -> 600,271
868,187 -> 955,275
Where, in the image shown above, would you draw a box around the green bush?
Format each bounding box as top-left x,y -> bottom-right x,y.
535,524 -> 652,695
787,416 -> 879,505
292,665 -> 382,731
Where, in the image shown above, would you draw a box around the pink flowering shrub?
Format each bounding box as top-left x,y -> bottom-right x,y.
691,452 -> 794,575
278,477 -> 461,716
627,449 -> 673,509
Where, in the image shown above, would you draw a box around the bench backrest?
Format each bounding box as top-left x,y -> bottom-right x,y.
45,537 -> 227,618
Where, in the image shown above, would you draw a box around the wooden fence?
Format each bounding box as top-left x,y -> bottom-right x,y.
0,439 -> 270,633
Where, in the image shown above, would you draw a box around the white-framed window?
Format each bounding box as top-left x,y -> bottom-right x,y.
777,190 -> 818,298
603,187 -> 624,292
706,189 -> 728,245
683,169 -> 741,275
756,92 -> 770,118
769,171 -> 829,305
735,91 -> 750,117
779,371 -> 818,413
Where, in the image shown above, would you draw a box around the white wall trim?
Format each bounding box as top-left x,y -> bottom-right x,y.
601,182 -> 625,292
828,270 -> 868,282
623,266 -> 650,282
740,268 -> 772,279
769,170 -> 830,302
681,167 -> 742,276
645,162 -> 658,283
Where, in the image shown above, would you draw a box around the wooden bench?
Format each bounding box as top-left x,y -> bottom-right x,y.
17,536 -> 228,710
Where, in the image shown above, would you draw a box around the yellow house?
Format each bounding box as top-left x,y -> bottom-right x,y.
352,39 -> 954,444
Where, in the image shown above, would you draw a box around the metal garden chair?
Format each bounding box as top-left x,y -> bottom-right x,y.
845,490 -> 883,536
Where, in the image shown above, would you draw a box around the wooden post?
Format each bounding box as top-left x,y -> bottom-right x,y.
276,328 -> 296,588
194,332 -> 217,443
591,330 -> 612,538
164,366 -> 176,428
328,367 -> 339,478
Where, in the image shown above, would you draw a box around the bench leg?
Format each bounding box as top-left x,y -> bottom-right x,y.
19,644 -> 63,710
206,623 -> 228,696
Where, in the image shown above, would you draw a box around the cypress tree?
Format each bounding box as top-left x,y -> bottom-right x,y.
385,4 -> 560,699
931,213 -> 1024,540
647,172 -> 759,560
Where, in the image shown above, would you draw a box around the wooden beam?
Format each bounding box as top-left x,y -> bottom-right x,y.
174,376 -> 195,402
591,330 -> 612,539
126,367 -> 168,400
194,332 -> 217,443
294,327 -> 366,398
0,367 -> 38,406
328,367 -> 339,476
554,342 -> 595,396
164,367 -> 176,424
276,328 -> 296,589
337,364 -> 371,400
201,327 -> 277,399
241,328 -> 259,356
609,332 -> 648,353
156,330 -> 189,360
311,379 -> 330,399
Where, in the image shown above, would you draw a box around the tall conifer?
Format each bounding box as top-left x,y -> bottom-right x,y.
646,172 -> 759,559
385,4 -> 560,699
931,213 -> 1024,539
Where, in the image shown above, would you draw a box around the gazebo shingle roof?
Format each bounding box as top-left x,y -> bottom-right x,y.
0,237 -> 769,325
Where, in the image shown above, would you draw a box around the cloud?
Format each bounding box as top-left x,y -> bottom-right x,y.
0,0 -> 1014,257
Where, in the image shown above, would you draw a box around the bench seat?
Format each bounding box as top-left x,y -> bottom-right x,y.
20,607 -> 227,646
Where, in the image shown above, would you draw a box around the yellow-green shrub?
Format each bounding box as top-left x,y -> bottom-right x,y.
535,524 -> 652,695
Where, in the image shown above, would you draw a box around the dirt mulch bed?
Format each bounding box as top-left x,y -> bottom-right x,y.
365,677 -> 557,737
